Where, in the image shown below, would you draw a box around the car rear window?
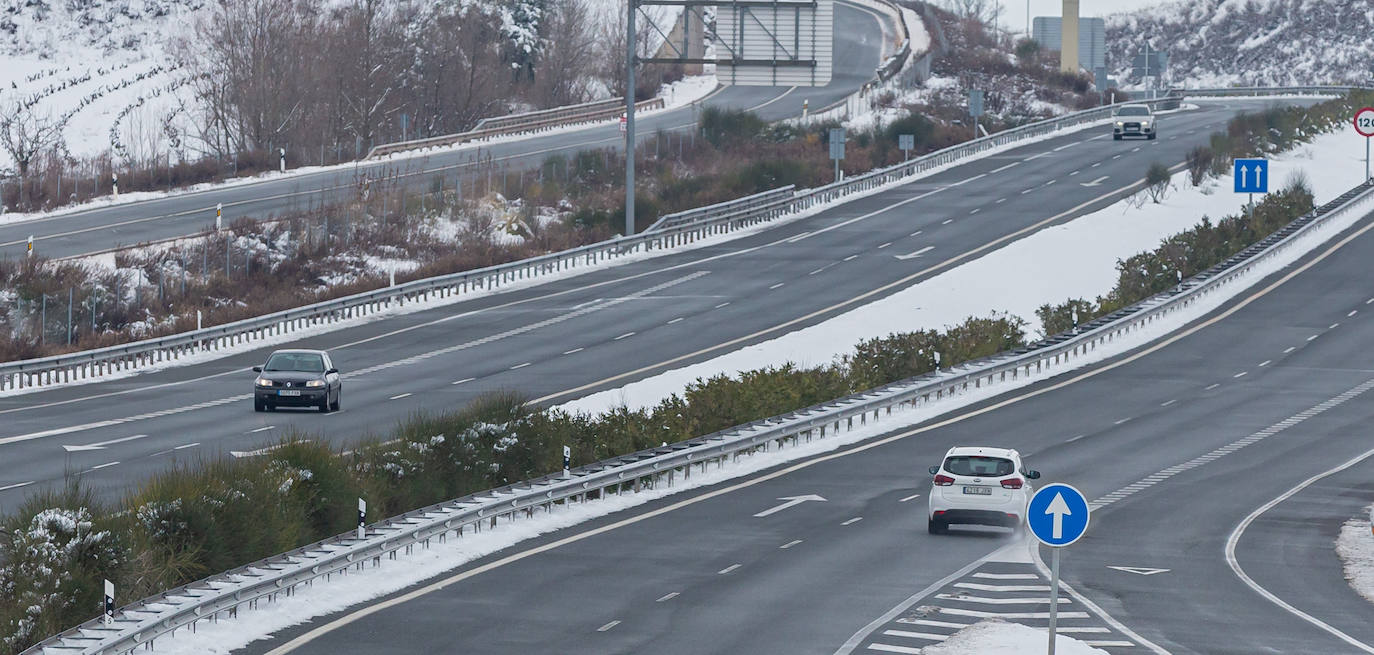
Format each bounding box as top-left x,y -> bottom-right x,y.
944,456 -> 1014,477
265,353 -> 325,372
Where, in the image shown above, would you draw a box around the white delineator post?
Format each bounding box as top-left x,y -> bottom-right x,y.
216,203 -> 223,231
111,172 -> 118,199
279,148 -> 286,173
563,445 -> 571,479
103,580 -> 114,626
357,498 -> 366,540
26,235 -> 32,258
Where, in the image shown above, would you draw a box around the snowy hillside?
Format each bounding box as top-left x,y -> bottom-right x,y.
1105,0 -> 1374,87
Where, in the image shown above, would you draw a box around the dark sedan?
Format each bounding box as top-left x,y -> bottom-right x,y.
252,349 -> 342,412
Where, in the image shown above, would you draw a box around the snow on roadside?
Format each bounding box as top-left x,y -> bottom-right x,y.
559,125 -> 1369,414
660,74 -> 719,109
1337,504 -> 1374,606
922,620 -> 1109,655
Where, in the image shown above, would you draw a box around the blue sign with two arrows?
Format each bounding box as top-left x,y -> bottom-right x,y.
1234,158 -> 1268,194
1026,483 -> 1090,547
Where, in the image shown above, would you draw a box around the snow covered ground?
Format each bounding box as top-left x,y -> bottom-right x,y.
923,620 -> 1109,655
1337,504 -> 1374,606
560,125 -> 1369,414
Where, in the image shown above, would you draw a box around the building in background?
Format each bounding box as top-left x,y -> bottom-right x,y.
1033,15 -> 1106,72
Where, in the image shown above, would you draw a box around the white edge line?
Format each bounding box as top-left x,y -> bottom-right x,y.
1224,444 -> 1374,654
832,555 -> 991,655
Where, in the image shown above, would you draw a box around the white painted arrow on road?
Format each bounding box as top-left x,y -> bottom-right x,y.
754,494 -> 827,517
1107,566 -> 1171,576
1045,491 -> 1072,539
895,246 -> 934,260
62,434 -> 149,452
1079,175 -> 1109,187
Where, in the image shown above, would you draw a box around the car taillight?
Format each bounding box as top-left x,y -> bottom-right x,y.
933,474 -> 955,486
1001,477 -> 1023,489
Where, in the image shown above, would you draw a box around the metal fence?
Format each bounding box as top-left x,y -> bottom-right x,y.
23,167 -> 1374,655
365,98 -> 665,159
6,87 -> 1357,393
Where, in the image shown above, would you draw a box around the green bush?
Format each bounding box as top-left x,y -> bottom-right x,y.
700,107 -> 768,148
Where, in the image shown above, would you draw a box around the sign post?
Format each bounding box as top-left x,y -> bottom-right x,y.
1026,483 -> 1091,655
969,90 -> 985,139
1353,107 -> 1374,181
215,203 -> 223,231
829,128 -> 846,182
899,134 -> 914,161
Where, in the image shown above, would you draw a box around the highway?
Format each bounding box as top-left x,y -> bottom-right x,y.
231,191 -> 1374,655
0,99 -> 1303,515
0,1 -> 890,262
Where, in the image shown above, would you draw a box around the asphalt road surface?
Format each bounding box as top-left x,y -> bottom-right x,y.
233,190 -> 1374,655
0,99 -> 1308,515
0,0 -> 891,261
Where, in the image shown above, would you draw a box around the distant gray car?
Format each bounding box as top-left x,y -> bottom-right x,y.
1113,104 -> 1158,140
252,349 -> 342,413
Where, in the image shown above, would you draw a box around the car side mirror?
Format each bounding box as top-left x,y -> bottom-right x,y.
252,366 -> 262,373
1025,470 -> 1041,480
326,368 -> 339,375
928,465 -> 939,476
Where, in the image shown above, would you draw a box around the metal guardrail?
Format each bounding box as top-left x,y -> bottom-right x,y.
25,167 -> 1374,655
365,97 -> 665,159
1,87 -> 1363,393
1170,85 -> 1362,97
645,185 -> 796,232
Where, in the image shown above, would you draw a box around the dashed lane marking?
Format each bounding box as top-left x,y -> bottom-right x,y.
719,564 -> 741,575
656,592 -> 679,602
780,540 -> 804,549
597,620 -> 620,632
842,517 -> 863,526
898,493 -> 922,502
452,377 -> 476,384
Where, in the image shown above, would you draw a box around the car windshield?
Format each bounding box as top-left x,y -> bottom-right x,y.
264,353 -> 325,373
944,456 -> 1015,477
1117,106 -> 1150,116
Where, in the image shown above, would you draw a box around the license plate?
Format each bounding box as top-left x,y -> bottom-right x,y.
962,486 -> 992,495
278,390 -> 302,397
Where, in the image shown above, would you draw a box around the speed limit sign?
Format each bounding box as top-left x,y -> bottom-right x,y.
1358,108 -> 1374,181
1355,107 -> 1374,137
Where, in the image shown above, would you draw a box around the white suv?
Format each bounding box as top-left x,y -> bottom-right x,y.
927,446 -> 1040,534
1113,104 -> 1157,140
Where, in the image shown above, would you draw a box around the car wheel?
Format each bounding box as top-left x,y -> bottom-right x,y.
1148,133 -> 1157,140
318,394 -> 331,413
254,399 -> 265,412
330,390 -> 341,412
1113,134 -> 1122,141
927,517 -> 946,535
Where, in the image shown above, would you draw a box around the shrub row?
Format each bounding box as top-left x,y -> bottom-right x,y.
0,313 -> 1024,654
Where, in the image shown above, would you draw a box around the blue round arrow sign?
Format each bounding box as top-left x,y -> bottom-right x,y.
1026,483 -> 1090,547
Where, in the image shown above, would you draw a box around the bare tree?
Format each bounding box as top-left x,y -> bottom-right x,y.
0,99 -> 64,209
534,0 -> 598,107
329,0 -> 402,150
937,0 -> 1004,29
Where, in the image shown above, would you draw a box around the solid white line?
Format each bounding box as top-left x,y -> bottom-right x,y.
1083,641 -> 1137,648
952,582 -> 1051,592
718,564 -> 741,574
1225,444 -> 1374,654
938,608 -> 1089,619
971,573 -> 1039,580
898,493 -> 922,502
656,592 -> 679,602
842,517 -> 863,526
934,593 -> 1068,605
614,332 -> 635,340
389,393 -> 413,399
597,620 -> 621,632
867,644 -> 923,654
452,377 -> 476,385
882,630 -> 948,641
667,317 -> 684,324
897,618 -> 972,629
780,539 -> 804,549
250,425 -> 276,433
562,348 -> 583,355
0,481 -> 34,492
